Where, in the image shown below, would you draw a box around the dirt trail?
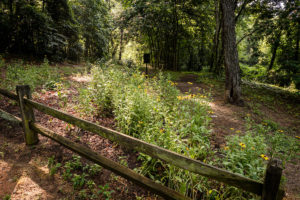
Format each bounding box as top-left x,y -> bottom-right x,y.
176,73 -> 300,200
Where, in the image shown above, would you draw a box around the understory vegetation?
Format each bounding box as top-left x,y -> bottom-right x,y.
73,61 -> 299,199
0,59 -> 299,199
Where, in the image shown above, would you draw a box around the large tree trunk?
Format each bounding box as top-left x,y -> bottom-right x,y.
221,0 -> 243,105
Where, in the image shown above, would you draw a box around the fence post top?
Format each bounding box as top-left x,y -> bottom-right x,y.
268,158 -> 283,170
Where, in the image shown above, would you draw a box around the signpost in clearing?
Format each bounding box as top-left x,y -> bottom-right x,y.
143,53 -> 150,75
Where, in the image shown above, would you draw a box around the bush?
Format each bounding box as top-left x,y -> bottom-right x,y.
78,62 -> 212,196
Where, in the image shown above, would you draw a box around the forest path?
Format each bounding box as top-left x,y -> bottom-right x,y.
175,73 -> 300,200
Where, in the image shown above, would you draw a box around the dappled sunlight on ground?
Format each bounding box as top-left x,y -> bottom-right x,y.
69,75 -> 92,83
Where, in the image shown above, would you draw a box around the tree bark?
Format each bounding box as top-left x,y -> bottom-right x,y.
119,28 -> 124,61
210,0 -> 221,72
268,32 -> 281,71
221,0 -> 243,105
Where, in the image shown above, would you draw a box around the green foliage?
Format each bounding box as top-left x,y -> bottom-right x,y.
72,0 -> 111,61
78,62 -> 212,196
72,173 -> 87,189
267,130 -> 300,162
0,0 -> 110,62
1,59 -> 59,91
48,156 -> 62,176
2,194 -> 11,200
98,184 -> 114,200
222,133 -> 267,180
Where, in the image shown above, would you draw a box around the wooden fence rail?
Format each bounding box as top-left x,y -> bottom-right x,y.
0,86 -> 284,200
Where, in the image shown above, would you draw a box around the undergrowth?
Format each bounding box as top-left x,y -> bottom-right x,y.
0,58 -> 60,91
75,62 -> 284,199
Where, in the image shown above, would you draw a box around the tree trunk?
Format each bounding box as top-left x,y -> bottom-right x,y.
221,0 -> 243,105
295,22 -> 299,62
210,0 -> 221,72
268,32 -> 281,71
119,28 -> 123,61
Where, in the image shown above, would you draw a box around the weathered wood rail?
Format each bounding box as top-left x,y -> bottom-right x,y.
0,86 -> 284,200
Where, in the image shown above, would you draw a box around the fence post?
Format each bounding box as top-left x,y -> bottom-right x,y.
16,85 -> 39,145
262,158 -> 283,200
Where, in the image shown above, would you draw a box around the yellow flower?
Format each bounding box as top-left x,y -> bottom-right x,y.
296,136 -> 300,139
187,82 -> 193,85
186,147 -> 189,151
208,190 -> 212,194
239,142 -> 246,148
260,154 -> 269,161
138,121 -> 143,124
278,130 -> 284,133
236,130 -> 241,133
230,128 -> 235,130
224,146 -> 229,150
160,129 -> 164,133
138,85 -> 141,89
246,113 -> 251,117
144,89 -> 147,93
251,147 -> 255,150
177,96 -> 182,100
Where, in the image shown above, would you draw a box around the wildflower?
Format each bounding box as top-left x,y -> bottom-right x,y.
296,136 -> 300,139
208,190 -> 212,194
138,85 -> 141,89
239,142 -> 246,148
278,130 -> 284,133
246,113 -> 251,117
160,129 -> 164,133
230,128 -> 234,130
186,147 -> 189,151
138,121 -> 143,124
251,147 -> 255,150
236,130 -> 241,133
177,96 -> 182,100
153,76 -> 157,79
144,89 -> 147,93
260,154 -> 269,161
224,146 -> 229,150
187,82 -> 193,85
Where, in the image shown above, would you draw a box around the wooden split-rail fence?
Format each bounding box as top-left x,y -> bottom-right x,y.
0,86 -> 284,200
